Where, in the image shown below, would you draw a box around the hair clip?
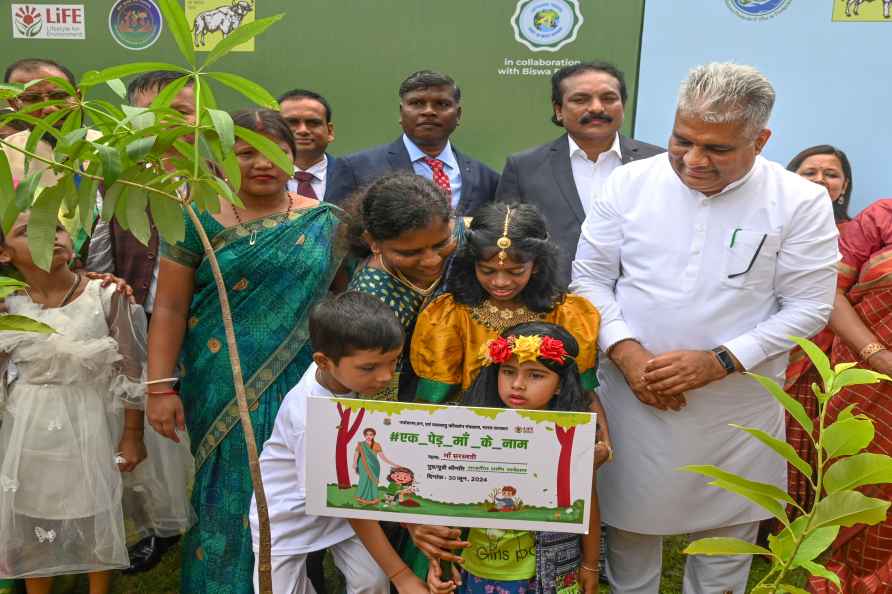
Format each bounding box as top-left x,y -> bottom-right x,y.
497,207 -> 512,265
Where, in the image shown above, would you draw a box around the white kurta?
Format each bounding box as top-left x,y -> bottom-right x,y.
570,154 -> 839,534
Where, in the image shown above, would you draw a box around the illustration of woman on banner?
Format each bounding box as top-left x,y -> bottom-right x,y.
353,428 -> 397,505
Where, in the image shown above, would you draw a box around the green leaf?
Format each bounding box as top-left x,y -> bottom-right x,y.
149,193 -> 185,245
811,490 -> 890,530
220,151 -> 241,192
156,0 -> 195,67
95,144 -> 123,188
14,170 -> 42,211
77,176 -> 99,232
824,452 -> 892,494
189,180 -> 220,214
106,78 -> 127,100
748,372 -> 814,435
126,137 -> 157,162
823,416 -> 874,458
0,314 -> 54,334
0,148 -> 13,209
792,526 -> 840,565
150,75 -> 191,112
42,76 -> 77,98
683,537 -> 772,557
679,464 -> 795,505
832,368 -> 890,393
791,336 -> 832,393
85,63 -> 187,87
27,184 -> 65,271
0,277 -> 28,299
730,424 -> 813,479
206,109 -> 235,155
120,105 -> 156,131
800,560 -> 842,589
709,478 -> 790,525
234,125 -> 293,173
125,189 -> 151,246
101,181 -> 125,223
834,362 -> 858,374
208,175 -> 242,209
837,403 -> 858,421
202,14 -> 284,69
208,72 -> 279,109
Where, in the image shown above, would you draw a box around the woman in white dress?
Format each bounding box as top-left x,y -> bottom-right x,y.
0,211 -> 186,594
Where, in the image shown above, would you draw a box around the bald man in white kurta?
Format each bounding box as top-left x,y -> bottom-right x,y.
571,152 -> 838,593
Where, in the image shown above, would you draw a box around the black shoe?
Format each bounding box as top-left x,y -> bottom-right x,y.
122,535 -> 180,575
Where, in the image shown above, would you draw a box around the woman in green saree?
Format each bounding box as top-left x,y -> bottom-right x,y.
353,427 -> 397,505
146,109 -> 346,594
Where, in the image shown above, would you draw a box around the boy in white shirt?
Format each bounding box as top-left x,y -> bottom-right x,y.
249,292 -> 427,594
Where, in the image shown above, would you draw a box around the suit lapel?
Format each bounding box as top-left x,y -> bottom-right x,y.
454,148 -> 479,215
551,135 -> 585,223
619,135 -> 641,165
387,137 -> 413,171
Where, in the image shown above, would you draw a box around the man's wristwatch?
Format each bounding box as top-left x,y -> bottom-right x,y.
712,346 -> 737,376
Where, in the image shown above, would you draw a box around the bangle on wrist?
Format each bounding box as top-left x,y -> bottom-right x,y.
145,377 -> 178,386
580,563 -> 598,574
388,565 -> 410,581
597,441 -> 613,463
147,389 -> 178,397
860,342 -> 887,361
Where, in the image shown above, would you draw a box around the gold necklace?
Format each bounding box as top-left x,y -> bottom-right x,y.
470,298 -> 546,332
376,254 -> 440,297
231,192 -> 294,226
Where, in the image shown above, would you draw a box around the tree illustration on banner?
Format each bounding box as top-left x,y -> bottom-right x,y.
515,410 -> 592,508
335,402 -> 365,489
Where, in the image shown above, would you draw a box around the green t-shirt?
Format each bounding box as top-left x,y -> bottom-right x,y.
462,528 -> 536,581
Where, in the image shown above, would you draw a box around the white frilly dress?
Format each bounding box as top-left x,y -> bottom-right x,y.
0,280 -> 193,578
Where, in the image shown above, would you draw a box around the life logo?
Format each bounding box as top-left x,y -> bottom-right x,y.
12,4 -> 85,39
726,0 -> 793,20
511,0 -> 583,53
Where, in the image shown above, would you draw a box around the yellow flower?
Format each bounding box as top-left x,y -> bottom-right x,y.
511,335 -> 542,364
478,340 -> 494,366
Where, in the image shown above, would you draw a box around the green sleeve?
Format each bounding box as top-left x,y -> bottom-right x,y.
580,368 -> 599,391
416,378 -> 460,403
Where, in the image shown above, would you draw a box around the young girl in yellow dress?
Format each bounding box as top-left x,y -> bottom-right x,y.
410,203 -> 610,458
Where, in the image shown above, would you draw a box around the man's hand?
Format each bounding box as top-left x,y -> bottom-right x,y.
643,350 -> 727,398
405,524 -> 468,563
609,340 -> 686,411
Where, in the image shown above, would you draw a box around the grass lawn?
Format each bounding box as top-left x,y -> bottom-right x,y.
32,535 -> 806,593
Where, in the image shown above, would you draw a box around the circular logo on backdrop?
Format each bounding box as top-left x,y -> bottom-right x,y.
511,0 -> 584,52
109,0 -> 163,50
725,0 -> 793,20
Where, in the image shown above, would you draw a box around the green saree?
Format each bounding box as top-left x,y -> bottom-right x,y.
161,202 -> 346,594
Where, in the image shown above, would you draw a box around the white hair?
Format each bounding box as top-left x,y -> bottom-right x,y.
677,62 -> 775,136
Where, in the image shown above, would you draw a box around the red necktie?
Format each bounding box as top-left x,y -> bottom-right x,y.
423,157 -> 451,197
294,171 -> 317,199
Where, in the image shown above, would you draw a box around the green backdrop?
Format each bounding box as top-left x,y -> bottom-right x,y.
1,0 -> 646,170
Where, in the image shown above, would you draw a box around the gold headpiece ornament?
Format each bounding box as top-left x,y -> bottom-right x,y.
496,207 -> 512,265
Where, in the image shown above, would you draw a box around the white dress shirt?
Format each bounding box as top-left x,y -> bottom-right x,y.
569,133 -> 623,218
571,154 -> 838,534
287,154 -> 328,200
403,134 -> 462,209
248,363 -> 355,554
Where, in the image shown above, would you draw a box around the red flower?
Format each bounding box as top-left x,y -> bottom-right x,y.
538,336 -> 568,364
487,336 -> 513,364
22,14 -> 34,25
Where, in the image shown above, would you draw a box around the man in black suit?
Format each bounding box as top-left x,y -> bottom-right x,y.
279,89 -> 345,201
327,70 -> 498,215
495,61 -> 663,271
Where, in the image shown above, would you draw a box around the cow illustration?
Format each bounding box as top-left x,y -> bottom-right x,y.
192,0 -> 254,47
844,0 -> 891,18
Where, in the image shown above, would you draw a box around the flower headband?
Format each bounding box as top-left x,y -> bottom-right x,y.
480,334 -> 570,367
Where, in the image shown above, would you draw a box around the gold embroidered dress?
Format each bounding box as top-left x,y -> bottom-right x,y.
410,293 -> 601,403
